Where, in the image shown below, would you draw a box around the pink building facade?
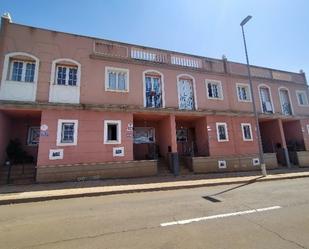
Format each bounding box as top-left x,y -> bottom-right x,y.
1,14 -> 309,183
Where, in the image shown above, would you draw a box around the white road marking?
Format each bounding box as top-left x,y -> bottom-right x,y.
160,205 -> 282,227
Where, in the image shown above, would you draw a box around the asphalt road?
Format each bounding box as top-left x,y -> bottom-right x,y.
1,178 -> 309,249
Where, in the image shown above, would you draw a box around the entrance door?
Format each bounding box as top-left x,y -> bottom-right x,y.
279,89 -> 292,115
176,127 -> 196,156
178,79 -> 195,110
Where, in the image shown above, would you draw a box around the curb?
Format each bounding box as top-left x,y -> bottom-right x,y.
1,173 -> 309,205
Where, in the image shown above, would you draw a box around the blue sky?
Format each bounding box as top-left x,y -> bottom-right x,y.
1,0 -> 309,76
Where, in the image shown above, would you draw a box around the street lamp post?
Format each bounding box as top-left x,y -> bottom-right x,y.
240,15 -> 267,176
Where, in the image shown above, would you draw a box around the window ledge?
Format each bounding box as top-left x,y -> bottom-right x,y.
105,89 -> 129,93
207,97 -> 223,101
52,83 -> 79,87
104,140 -> 121,145
5,80 -> 34,84
56,142 -> 77,146
238,99 -> 252,103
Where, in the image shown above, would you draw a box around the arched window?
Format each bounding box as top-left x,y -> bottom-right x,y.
50,58 -> 81,86
143,70 -> 165,108
49,58 -> 81,104
0,52 -> 39,101
258,84 -> 274,113
278,87 -> 293,115
177,74 -> 197,110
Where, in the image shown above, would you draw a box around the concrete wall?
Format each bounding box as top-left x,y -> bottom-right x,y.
36,160 -> 158,183
0,111 -> 10,163
283,120 -> 305,149
191,153 -> 278,173
37,110 -> 133,166
207,115 -> 259,156
157,115 -> 177,158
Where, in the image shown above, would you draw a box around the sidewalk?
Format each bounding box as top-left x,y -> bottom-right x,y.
1,167 -> 309,205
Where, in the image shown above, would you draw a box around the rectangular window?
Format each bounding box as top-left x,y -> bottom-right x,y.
241,123 -> 253,141
10,60 -> 36,82
237,83 -> 251,101
105,67 -> 129,92
104,120 -> 121,144
216,122 -> 228,142
56,65 -> 78,86
61,123 -> 75,143
57,119 -> 78,146
25,63 -> 35,82
207,80 -> 223,100
12,61 -> 23,81
296,90 -> 309,106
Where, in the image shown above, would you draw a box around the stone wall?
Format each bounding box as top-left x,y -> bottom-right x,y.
36,160 -> 157,183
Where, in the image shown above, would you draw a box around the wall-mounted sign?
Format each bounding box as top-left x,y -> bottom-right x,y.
252,158 -> 260,166
127,123 -> 133,131
113,147 -> 124,157
40,130 -> 49,137
218,160 -> 227,169
40,124 -> 48,131
49,149 -> 64,160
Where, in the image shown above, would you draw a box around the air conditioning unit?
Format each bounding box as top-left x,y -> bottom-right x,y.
218,160 -> 227,169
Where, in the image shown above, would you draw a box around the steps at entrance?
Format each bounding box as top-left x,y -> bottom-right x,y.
0,164 -> 36,185
157,157 -> 193,176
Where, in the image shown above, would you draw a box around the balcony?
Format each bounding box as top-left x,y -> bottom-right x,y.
91,40 -> 306,84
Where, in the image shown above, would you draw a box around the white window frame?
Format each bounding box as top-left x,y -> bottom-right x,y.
143,70 -> 165,108
105,67 -> 129,92
278,86 -> 294,115
236,83 -> 252,102
206,79 -> 223,100
55,65 -> 78,86
177,74 -> 198,110
216,122 -> 229,142
0,52 -> 39,102
241,123 -> 253,141
296,90 -> 309,106
258,84 -> 275,113
104,120 -> 121,144
56,119 -> 78,146
50,58 -> 81,87
9,59 -> 36,83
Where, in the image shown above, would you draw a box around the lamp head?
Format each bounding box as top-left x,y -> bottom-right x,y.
240,15 -> 252,26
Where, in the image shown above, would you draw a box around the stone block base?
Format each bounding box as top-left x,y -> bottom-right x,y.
190,153 -> 278,174
36,160 -> 158,183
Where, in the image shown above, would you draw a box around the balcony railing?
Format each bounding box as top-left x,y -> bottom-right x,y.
171,55 -> 201,68
130,48 -> 167,63
92,41 -> 306,84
